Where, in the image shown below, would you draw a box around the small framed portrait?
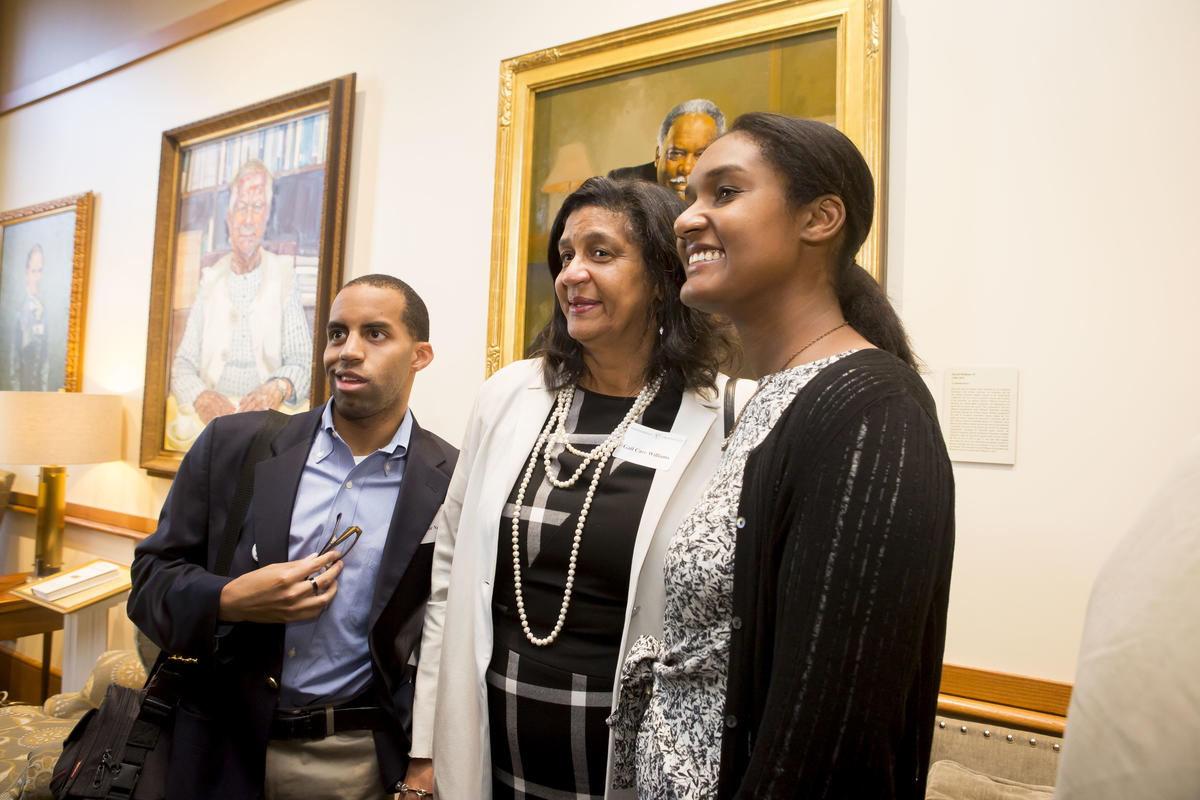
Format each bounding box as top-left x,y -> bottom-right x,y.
139,75 -> 355,475
486,0 -> 887,374
0,192 -> 94,392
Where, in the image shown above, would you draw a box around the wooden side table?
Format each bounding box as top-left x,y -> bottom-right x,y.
0,572 -> 63,702
6,561 -> 132,693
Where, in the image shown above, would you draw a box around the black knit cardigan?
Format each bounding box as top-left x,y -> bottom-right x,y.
717,349 -> 956,799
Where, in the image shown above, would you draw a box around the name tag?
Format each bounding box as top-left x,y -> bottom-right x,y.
613,423 -> 686,470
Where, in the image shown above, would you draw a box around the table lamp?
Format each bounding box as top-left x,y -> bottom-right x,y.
541,142 -> 596,193
0,392 -> 122,576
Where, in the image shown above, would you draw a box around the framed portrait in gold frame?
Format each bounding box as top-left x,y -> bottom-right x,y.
486,0 -> 887,375
0,192 -> 94,392
139,75 -> 355,475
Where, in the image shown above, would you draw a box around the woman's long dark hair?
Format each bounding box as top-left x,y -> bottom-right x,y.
730,112 -> 917,368
531,176 -> 734,392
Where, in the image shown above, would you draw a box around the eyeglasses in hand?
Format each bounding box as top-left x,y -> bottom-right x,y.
318,513 -> 362,559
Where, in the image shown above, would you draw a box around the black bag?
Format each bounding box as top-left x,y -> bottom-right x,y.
49,410 -> 289,800
49,658 -> 190,799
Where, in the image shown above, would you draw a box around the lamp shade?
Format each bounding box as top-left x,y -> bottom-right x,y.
0,392 -> 122,465
541,142 -> 596,193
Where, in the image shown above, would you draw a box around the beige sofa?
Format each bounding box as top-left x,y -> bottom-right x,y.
0,650 -> 146,800
926,710 -> 1062,799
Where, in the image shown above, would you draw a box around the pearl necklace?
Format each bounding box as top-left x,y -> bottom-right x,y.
511,374 -> 663,646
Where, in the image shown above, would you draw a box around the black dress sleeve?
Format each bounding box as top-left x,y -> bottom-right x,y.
733,390 -> 955,799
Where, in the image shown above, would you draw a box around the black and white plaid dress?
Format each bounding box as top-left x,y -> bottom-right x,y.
489,384 -> 682,799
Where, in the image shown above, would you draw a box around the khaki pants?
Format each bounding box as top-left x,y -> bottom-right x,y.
265,730 -> 393,800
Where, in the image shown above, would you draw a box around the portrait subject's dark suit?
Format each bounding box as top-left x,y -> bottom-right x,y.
128,407 -> 457,800
607,162 -> 656,183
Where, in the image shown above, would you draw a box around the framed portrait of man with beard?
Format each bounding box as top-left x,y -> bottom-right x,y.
140,76 -> 355,475
484,0 -> 887,375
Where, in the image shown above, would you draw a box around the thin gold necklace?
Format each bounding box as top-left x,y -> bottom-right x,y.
721,320 -> 850,450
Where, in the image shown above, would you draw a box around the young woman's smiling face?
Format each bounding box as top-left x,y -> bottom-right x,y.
674,132 -> 809,319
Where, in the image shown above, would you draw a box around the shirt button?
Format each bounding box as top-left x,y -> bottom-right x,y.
725,714 -> 738,729
385,464 -> 391,473
267,676 -> 279,690
631,605 -> 641,616
345,480 -> 353,489
287,648 -> 296,658
736,516 -> 746,529
731,616 -> 743,630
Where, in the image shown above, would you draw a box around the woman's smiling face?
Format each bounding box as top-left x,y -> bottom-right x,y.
674,131 -> 809,319
554,205 -> 656,358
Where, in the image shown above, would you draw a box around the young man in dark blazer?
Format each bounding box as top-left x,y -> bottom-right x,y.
129,274 -> 457,799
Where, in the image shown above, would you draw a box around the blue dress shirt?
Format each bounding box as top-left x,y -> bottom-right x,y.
279,400 -> 412,707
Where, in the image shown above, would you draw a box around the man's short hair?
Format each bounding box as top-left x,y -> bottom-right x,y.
228,158 -> 275,213
343,274 -> 430,342
657,99 -> 726,149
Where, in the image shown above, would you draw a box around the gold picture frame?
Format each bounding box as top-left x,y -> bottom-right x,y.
0,192 -> 94,392
486,0 -> 887,375
139,75 -> 355,475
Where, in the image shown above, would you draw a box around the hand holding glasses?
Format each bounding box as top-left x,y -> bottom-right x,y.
303,514 -> 359,603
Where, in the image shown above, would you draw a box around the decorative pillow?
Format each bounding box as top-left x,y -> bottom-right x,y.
0,705 -> 77,800
926,759 -> 1054,800
12,738 -> 66,800
40,691 -> 89,720
80,650 -> 147,709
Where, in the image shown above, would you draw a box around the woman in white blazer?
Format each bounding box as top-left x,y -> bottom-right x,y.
403,178 -> 744,800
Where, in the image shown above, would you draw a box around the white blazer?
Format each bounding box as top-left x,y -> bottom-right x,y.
411,359 -> 746,799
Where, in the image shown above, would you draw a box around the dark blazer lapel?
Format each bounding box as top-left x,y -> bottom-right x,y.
251,409 -> 323,567
368,421 -> 449,630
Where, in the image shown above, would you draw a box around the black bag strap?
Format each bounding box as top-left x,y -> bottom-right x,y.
104,656 -> 196,799
723,377 -> 738,437
213,410 -> 290,577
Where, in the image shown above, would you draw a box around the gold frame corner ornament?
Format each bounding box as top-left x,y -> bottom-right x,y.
484,0 -> 888,377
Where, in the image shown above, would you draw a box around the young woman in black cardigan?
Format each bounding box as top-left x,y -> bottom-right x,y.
609,113 -> 955,799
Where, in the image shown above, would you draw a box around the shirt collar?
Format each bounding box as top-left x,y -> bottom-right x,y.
318,400 -> 413,461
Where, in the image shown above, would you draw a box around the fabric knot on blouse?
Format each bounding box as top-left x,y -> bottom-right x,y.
606,634 -> 665,789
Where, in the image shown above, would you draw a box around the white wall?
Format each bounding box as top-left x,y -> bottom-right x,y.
888,0 -> 1200,680
1,0 -> 1197,683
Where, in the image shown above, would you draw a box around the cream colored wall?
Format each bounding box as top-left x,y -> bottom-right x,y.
889,1 -> 1200,680
1,0 -> 1197,683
